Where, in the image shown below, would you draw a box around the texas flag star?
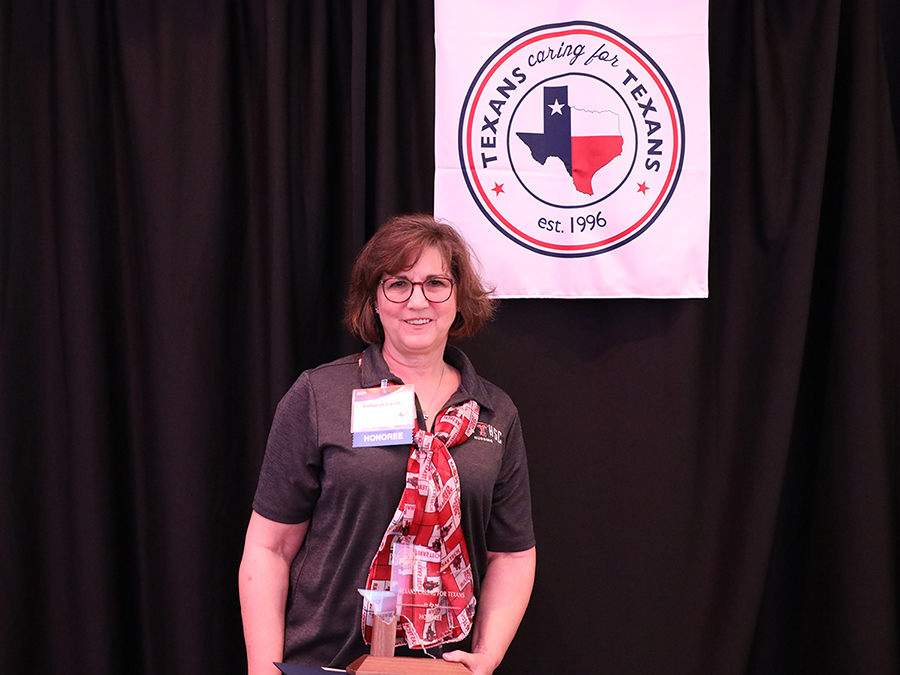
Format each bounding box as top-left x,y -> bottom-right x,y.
548,99 -> 565,115
491,183 -> 505,195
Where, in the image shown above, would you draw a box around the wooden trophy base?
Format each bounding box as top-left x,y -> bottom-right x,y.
346,655 -> 470,675
346,615 -> 469,675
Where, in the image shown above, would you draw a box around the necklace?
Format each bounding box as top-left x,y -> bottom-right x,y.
422,363 -> 446,422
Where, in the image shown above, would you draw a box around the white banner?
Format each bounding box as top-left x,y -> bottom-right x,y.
434,0 -> 710,298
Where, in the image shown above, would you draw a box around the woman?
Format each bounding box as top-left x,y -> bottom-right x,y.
239,214 -> 536,675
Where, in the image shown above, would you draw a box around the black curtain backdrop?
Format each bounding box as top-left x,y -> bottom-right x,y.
1,2 -> 898,674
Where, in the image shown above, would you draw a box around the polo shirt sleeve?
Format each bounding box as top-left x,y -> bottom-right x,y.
252,372 -> 322,524
486,412 -> 536,552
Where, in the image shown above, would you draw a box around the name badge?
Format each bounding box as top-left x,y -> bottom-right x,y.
351,383 -> 415,447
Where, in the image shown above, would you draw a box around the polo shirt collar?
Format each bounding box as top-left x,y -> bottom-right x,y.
360,343 -> 495,413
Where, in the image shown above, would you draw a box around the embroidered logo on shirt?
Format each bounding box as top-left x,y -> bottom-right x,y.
473,422 -> 503,444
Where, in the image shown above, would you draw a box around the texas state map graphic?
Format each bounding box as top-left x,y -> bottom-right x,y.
516,85 -> 624,195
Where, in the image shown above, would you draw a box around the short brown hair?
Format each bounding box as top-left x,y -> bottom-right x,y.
345,214 -> 497,344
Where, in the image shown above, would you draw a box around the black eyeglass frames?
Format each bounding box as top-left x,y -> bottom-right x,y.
379,276 -> 456,303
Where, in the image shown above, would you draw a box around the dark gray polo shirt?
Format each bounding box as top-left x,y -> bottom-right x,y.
252,344 -> 535,668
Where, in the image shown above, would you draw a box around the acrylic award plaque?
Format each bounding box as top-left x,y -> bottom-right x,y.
347,543 -> 470,675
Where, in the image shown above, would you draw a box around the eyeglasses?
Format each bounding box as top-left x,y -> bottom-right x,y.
379,276 -> 456,303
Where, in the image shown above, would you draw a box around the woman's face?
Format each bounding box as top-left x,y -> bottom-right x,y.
376,246 -> 457,361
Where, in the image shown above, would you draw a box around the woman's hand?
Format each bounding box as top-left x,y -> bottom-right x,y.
442,648 -> 501,675
442,547 -> 536,675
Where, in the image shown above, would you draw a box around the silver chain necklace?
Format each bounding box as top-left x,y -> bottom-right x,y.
422,363 -> 446,422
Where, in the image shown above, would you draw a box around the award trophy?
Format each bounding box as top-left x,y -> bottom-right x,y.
347,543 -> 470,675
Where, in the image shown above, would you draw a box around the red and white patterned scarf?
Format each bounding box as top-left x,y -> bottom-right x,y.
361,400 -> 480,650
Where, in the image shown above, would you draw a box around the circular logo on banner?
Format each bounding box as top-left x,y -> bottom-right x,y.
458,21 -> 685,257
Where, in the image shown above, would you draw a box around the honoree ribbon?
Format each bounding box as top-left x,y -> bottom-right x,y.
362,400 -> 480,649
